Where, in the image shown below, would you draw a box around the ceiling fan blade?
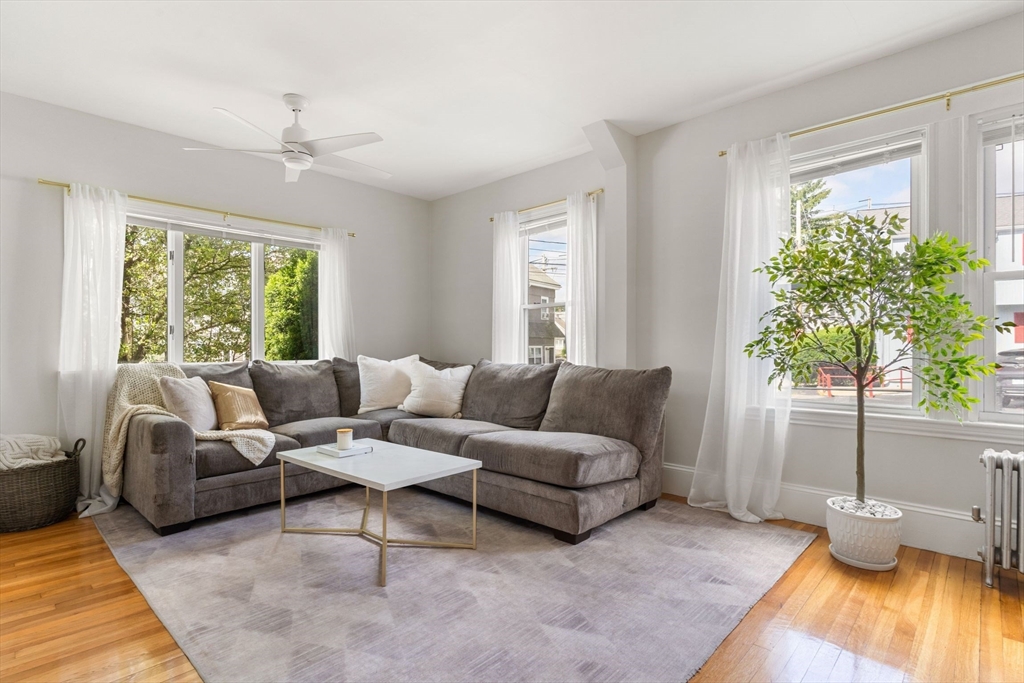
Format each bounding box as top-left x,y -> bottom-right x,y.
313,154 -> 391,179
301,132 -> 383,158
214,107 -> 302,153
183,147 -> 280,153
285,166 -> 301,183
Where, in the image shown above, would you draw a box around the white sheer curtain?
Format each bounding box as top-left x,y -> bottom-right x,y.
565,191 -> 597,365
318,227 -> 356,360
689,133 -> 793,523
58,184 -> 127,517
492,211 -> 525,363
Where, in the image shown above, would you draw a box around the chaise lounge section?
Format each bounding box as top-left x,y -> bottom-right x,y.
121,357 -> 671,544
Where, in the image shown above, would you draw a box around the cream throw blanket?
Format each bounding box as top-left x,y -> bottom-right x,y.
0,434 -> 65,470
102,363 -> 276,497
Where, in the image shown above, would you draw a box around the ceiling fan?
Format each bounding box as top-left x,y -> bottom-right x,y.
184,93 -> 389,182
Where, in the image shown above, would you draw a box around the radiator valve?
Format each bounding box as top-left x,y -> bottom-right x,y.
971,506 -> 984,523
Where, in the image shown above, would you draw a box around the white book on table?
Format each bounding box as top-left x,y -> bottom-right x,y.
316,441 -> 374,458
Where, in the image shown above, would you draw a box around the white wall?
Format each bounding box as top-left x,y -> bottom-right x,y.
428,152 -> 606,363
637,14 -> 1024,559
0,92 -> 432,436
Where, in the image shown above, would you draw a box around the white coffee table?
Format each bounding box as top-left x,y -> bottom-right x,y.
277,439 -> 481,586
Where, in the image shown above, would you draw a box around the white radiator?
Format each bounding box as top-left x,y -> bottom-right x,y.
973,449 -> 1024,587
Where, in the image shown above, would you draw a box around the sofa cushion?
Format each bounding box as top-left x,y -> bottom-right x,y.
270,416 -> 382,448
195,433 -> 300,479
539,362 -> 672,462
248,360 -> 341,427
388,418 -> 513,456
332,357 -> 361,418
355,408 -> 423,439
181,361 -> 253,389
460,360 -> 559,430
461,430 -> 641,488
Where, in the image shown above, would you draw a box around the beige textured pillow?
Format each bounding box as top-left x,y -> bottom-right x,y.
158,376 -> 219,432
208,381 -> 269,430
399,361 -> 473,418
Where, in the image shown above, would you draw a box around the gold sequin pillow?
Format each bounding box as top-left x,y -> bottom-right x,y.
208,381 -> 270,431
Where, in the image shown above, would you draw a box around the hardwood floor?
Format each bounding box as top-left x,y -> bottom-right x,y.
1,498 -> 1020,683
0,515 -> 201,683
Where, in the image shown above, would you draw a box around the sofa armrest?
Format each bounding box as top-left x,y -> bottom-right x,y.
637,418 -> 665,504
122,413 -> 196,529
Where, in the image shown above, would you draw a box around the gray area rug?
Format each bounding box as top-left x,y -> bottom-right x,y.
94,487 -> 814,683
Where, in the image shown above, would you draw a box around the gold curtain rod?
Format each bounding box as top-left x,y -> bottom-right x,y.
716,72 -> 1024,157
488,188 -> 604,222
36,179 -> 356,238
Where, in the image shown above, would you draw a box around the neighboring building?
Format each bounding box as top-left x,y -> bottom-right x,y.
527,264 -> 566,364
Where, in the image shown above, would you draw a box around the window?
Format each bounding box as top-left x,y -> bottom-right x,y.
979,112 -> 1023,416
264,246 -> 319,361
789,132 -> 923,411
183,234 -> 251,363
528,346 -> 543,365
119,209 -> 320,364
119,224 -> 168,363
522,207 -> 567,364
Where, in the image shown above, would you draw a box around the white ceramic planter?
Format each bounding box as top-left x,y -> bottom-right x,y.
825,496 -> 902,571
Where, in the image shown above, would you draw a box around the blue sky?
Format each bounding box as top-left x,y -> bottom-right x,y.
819,158 -> 911,214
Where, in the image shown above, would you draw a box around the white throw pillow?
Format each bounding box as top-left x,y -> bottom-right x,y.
400,361 -> 474,418
158,375 -> 219,431
357,354 -> 420,414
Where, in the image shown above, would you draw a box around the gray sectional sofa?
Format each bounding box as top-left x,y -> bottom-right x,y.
121,357 -> 672,544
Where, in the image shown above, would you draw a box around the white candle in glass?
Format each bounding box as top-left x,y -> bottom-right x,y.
336,428 -> 353,450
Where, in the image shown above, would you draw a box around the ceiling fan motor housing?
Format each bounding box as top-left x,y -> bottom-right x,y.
281,121 -> 313,169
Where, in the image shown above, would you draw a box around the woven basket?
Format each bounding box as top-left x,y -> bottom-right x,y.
0,439 -> 83,534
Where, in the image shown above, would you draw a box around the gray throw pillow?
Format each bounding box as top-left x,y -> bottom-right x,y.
248,360 -> 341,427
158,375 -> 219,432
419,356 -> 470,371
332,357 -> 361,418
180,361 -> 253,389
539,362 -> 672,460
460,360 -> 559,430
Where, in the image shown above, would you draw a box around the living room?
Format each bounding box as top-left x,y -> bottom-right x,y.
1,2 -> 1023,682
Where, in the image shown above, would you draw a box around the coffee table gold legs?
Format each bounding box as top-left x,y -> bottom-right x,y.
380,491 -> 388,586
279,473 -> 479,587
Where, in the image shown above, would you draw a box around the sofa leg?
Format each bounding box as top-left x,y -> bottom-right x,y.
553,529 -> 591,545
154,521 -> 192,536
638,499 -> 658,511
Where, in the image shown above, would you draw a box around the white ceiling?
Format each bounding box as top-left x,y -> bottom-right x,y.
1,1 -> 1020,200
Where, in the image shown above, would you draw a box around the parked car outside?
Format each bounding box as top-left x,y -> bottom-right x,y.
995,347 -> 1024,408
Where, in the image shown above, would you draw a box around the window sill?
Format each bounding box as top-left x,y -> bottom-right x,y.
789,407 -> 1023,444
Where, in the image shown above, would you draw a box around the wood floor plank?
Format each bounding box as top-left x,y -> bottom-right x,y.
953,559 -> 983,683
979,564 -> 1006,683
827,554 -> 901,683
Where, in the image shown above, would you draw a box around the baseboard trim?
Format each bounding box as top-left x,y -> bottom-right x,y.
662,463 -> 981,561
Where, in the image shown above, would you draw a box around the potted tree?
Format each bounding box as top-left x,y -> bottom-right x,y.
746,212 -> 1009,571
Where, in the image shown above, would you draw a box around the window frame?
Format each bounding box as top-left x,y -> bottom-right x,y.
970,105 -> 1024,423
519,202 -> 569,364
787,128 -> 927,417
124,202 -> 322,364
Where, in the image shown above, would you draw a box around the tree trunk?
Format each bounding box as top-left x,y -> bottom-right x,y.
856,379 -> 866,503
